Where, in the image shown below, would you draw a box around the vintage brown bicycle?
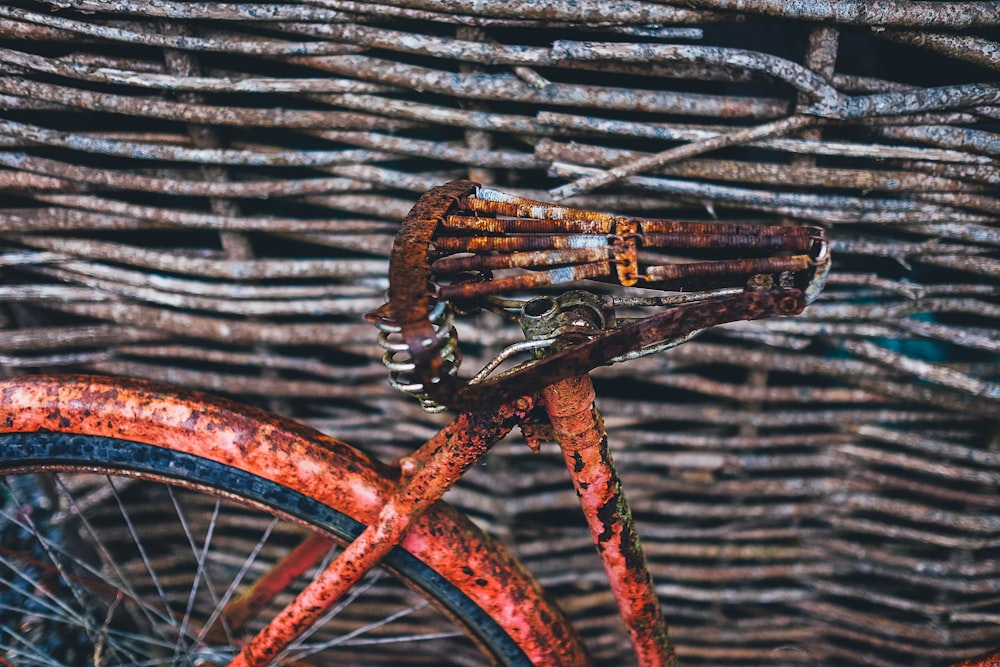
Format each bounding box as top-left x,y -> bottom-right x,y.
18,179 -> 988,667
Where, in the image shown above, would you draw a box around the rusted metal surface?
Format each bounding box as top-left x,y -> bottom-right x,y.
953,650 -> 1000,667
373,180 -> 824,412
231,396 -> 539,667
369,178 -> 822,665
1,3 -> 998,665
0,375 -> 591,667
542,372 -> 677,667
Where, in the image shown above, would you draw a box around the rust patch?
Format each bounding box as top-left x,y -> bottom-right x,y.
543,371 -> 677,667
372,180 -> 826,412
953,650 -> 1000,667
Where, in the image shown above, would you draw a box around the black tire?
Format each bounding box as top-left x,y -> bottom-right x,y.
0,430 -> 534,667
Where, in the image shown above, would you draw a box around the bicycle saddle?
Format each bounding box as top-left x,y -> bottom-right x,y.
368,180 -> 829,413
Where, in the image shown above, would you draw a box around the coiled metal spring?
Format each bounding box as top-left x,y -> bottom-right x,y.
374,300 -> 462,413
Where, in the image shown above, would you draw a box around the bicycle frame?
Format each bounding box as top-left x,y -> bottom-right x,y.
226,367 -> 673,667
226,348 -> 1000,667
0,374 -> 590,666
229,399 -> 539,667
196,359 -> 1000,667
6,178 -> 991,666
228,180 -> 827,665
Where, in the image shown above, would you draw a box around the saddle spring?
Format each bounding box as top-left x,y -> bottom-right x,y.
373,299 -> 462,414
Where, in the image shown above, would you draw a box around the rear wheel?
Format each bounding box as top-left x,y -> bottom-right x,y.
0,376 -> 589,667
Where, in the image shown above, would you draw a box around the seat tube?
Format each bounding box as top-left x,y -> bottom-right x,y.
541,373 -> 678,667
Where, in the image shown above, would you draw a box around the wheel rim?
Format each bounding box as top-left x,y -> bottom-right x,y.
0,437 -> 509,666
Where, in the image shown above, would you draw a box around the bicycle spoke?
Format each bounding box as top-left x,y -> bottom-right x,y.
2,480 -> 103,644
0,443 -> 512,667
169,488 -> 221,666
343,630 -> 465,647
106,476 -> 177,634
276,569 -> 385,663
0,623 -> 68,664
0,557 -> 174,665
52,475 -> 178,643
214,532 -> 336,641
195,516 -> 280,647
0,556 -> 91,634
1,476 -> 157,665
287,597 -> 433,662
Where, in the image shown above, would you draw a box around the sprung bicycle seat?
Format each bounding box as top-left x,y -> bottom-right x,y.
368,180 -> 829,413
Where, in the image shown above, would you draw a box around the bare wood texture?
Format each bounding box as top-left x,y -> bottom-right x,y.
1,2 -> 997,667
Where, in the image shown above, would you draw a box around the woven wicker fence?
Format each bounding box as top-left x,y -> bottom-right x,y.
1,1 -> 999,665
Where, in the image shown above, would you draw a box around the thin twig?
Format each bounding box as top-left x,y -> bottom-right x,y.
548,115 -> 815,199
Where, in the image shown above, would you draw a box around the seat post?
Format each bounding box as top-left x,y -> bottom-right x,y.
522,294 -> 678,667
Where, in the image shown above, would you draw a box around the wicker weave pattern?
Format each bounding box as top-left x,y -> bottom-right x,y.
1,2 -> 999,665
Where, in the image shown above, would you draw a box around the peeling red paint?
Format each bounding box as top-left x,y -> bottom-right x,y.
953,650 -> 1000,667
542,373 -> 677,667
0,375 -> 590,667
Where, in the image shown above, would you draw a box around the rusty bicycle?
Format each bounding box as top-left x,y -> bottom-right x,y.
1,179 -> 845,666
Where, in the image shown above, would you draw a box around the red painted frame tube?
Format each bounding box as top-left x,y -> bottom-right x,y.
229,397 -> 536,667
1,375 -> 590,667
953,650 -> 1000,667
541,374 -> 678,667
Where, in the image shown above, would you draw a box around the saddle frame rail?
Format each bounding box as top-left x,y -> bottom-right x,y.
369,179 -> 829,413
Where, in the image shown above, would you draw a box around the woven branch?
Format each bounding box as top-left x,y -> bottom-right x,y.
1,2 -> 998,666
